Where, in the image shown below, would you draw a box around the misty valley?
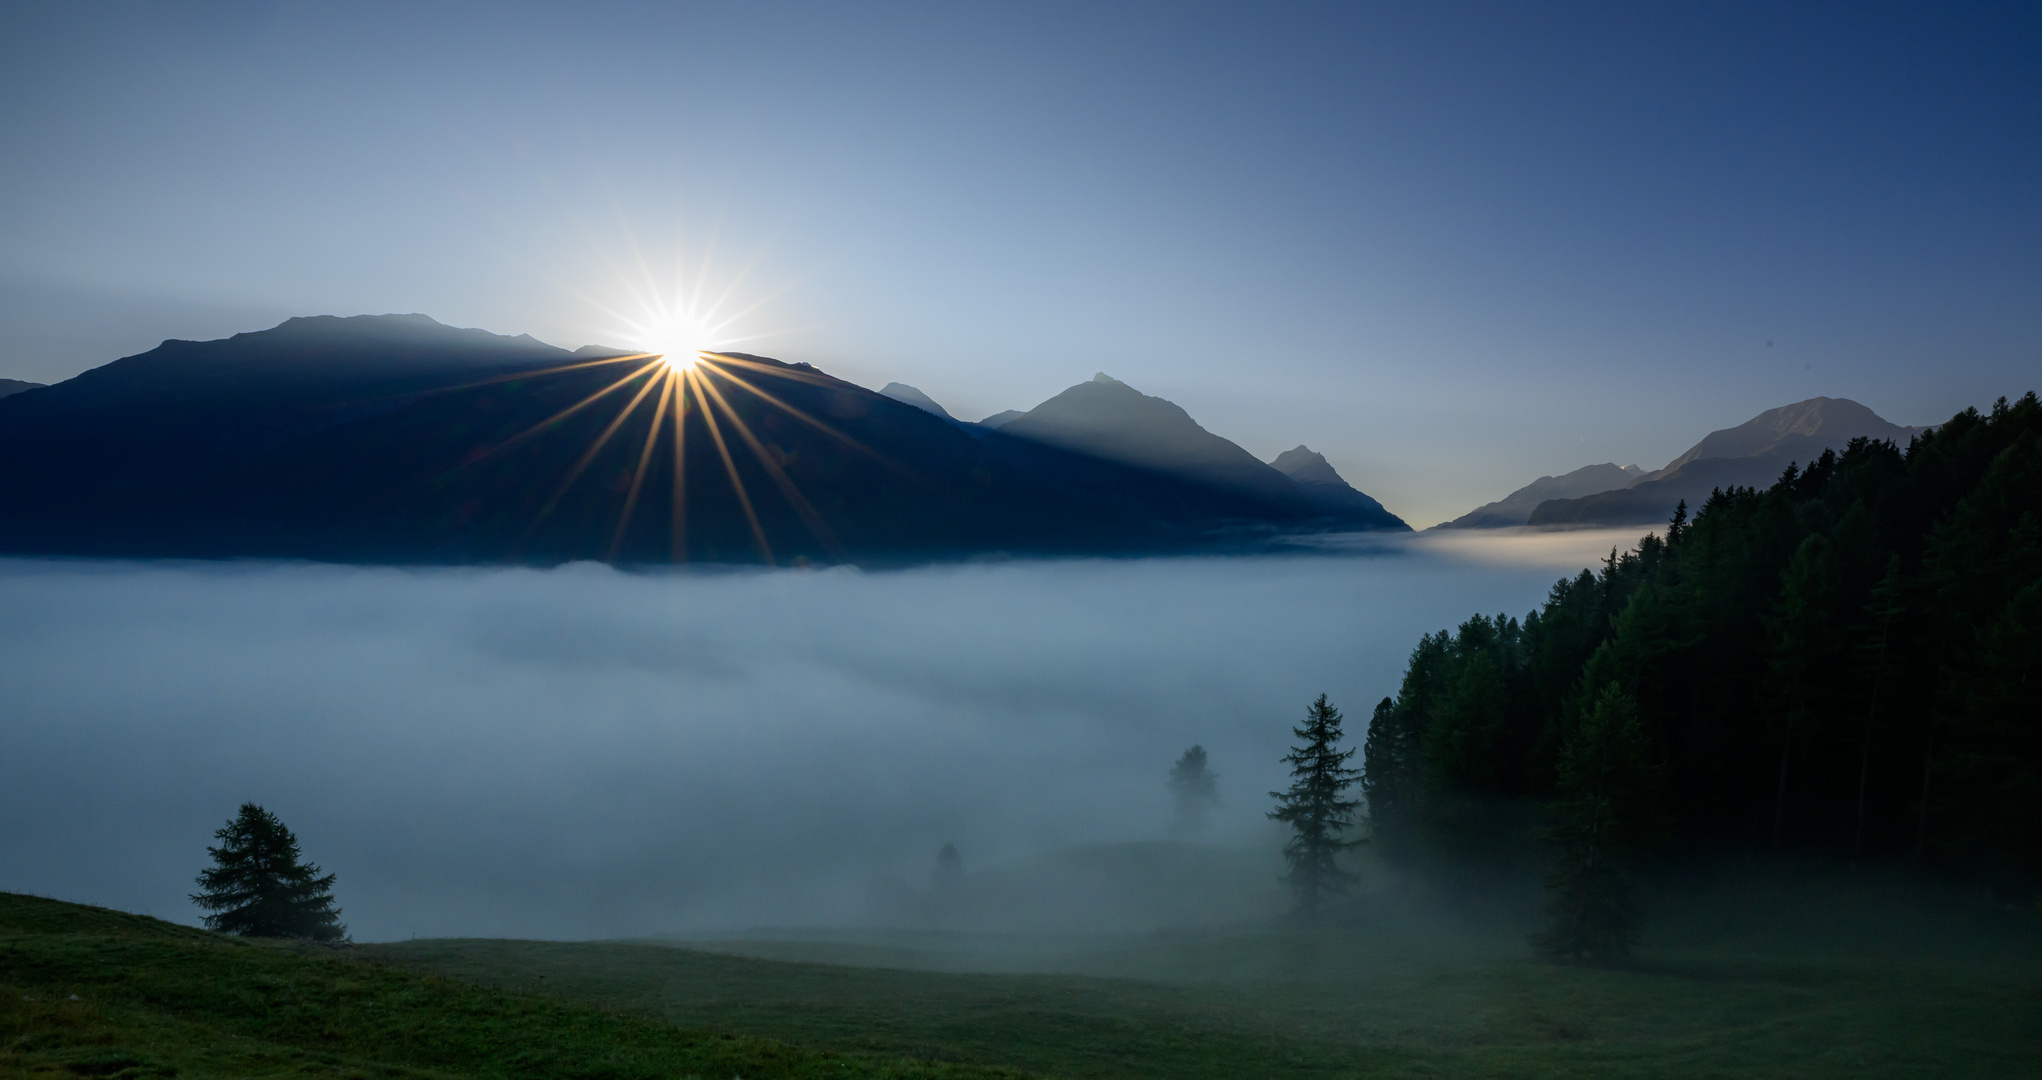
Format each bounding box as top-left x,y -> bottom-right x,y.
6,8 -> 2042,1065
5,398 -> 2040,1079
2,316 -> 2040,1077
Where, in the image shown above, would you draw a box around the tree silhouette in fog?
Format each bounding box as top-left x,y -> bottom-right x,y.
933,843 -> 964,887
191,803 -> 346,940
1269,694 -> 1363,918
1167,745 -> 1220,839
1534,684 -> 1660,963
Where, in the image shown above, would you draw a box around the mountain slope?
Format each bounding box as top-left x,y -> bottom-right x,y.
1435,462 -> 1638,529
1269,445 -> 1400,520
1000,374 -> 1301,504
0,378 -> 43,400
1529,397 -> 1927,526
0,316 -> 1401,563
879,381 -> 955,420
997,375 -> 1405,529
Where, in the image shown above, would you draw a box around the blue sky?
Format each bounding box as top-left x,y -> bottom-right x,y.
2,2 -> 2036,526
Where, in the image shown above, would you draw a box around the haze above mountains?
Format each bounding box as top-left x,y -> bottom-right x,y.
0,314 -> 1938,564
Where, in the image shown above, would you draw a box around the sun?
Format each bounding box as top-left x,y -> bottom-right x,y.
635,311 -> 711,369
487,230 -> 862,565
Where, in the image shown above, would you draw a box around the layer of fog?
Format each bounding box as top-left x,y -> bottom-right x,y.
0,531 -> 1642,942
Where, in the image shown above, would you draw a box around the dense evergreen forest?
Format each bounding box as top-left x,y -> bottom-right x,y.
1363,393 -> 2042,895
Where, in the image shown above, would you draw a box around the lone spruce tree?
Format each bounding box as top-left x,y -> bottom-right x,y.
1534,684 -> 1658,963
1268,694 -> 1363,919
1167,745 -> 1220,839
191,803 -> 346,940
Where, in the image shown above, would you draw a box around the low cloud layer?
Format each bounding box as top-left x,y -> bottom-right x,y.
0,535 -> 1628,941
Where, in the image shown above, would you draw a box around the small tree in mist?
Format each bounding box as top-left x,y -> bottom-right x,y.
933,842 -> 964,887
191,803 -> 346,941
1534,684 -> 1660,963
1268,694 -> 1364,919
1167,745 -> 1220,839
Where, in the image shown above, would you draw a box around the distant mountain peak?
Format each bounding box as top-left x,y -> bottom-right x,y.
1651,396 -> 1921,478
995,375 -> 1404,529
1269,445 -> 1348,488
1529,396 -> 1928,528
1267,444 -> 1399,521
878,382 -> 955,421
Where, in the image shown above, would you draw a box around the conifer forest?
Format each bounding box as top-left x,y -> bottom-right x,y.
1363,394 -> 2042,907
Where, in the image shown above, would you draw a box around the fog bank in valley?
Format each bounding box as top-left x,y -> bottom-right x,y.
0,533 -> 1637,941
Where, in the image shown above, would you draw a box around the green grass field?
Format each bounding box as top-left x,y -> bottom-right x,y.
7,864 -> 2039,1079
0,892 -> 1017,1079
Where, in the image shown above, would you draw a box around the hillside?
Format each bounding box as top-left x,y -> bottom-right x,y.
8,872 -> 2039,1080
0,891 -> 1016,1079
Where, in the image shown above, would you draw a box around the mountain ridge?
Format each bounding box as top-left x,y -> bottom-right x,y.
998,374 -> 1321,513
1528,396 -> 1928,527
1434,462 -> 1640,529
0,315 -> 1407,564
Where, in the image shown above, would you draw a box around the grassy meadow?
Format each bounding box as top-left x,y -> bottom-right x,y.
9,855 -> 2037,1079
0,892 -> 1014,1080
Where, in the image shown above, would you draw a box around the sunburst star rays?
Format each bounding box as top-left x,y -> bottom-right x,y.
465,350 -> 891,565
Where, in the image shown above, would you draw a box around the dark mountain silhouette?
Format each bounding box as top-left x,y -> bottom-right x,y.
1000,374 -> 1290,502
992,374 -> 1402,529
878,382 -> 955,421
0,379 -> 44,400
976,409 -> 1025,429
0,315 -> 1405,565
1528,397 -> 1927,526
1434,462 -> 1640,529
1269,445 -> 1399,519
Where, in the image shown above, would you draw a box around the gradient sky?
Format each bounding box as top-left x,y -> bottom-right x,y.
3,2 -> 2036,527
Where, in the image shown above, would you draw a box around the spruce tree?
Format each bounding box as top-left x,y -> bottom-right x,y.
1535,684 -> 1657,963
1359,696 -> 1412,851
1167,745 -> 1221,839
1268,694 -> 1363,918
191,803 -> 346,940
